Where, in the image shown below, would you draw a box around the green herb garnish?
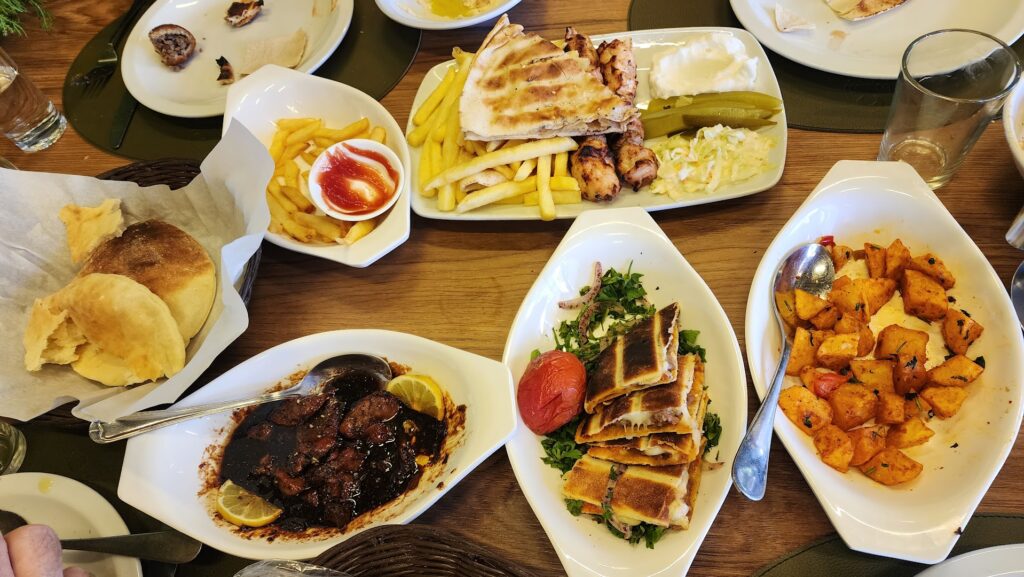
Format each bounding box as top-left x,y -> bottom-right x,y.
540,416 -> 586,473
530,349 -> 542,361
678,329 -> 707,362
975,356 -> 986,368
565,499 -> 584,516
703,411 -> 722,455
0,0 -> 52,37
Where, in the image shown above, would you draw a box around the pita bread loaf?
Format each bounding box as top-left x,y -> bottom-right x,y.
79,220 -> 216,340
460,15 -> 637,141
239,29 -> 308,75
825,0 -> 908,20
59,199 -> 124,264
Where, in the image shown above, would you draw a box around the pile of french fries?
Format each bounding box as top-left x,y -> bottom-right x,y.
265,117 -> 389,244
407,48 -> 583,221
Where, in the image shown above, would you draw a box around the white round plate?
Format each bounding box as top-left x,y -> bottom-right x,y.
731,0 -> 1024,79
0,473 -> 142,577
916,544 -> 1024,577
122,0 -> 354,118
118,329 -> 515,560
502,207 -> 747,577
224,65 -> 411,267
407,27 -> 787,220
374,0 -> 520,30
745,160 -> 1024,563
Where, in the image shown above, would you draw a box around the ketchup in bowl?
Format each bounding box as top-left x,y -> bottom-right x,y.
309,139 -> 404,221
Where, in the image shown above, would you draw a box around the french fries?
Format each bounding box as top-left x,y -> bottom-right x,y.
536,154 -> 555,221
424,137 -> 578,191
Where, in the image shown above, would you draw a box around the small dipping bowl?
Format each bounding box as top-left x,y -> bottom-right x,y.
308,138 -> 404,222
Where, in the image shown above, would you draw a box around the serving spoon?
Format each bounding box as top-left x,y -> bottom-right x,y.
732,243 -> 835,501
89,354 -> 392,444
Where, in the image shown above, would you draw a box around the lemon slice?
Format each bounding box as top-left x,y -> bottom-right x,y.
215,480 -> 282,528
386,374 -> 446,420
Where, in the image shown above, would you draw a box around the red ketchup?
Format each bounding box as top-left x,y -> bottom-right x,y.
316,143 -> 399,215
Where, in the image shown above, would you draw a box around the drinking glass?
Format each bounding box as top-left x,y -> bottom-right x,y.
0,47 -> 67,152
878,29 -> 1022,189
0,421 -> 26,475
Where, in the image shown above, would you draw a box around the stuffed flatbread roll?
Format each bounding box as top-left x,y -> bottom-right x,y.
587,389 -> 708,466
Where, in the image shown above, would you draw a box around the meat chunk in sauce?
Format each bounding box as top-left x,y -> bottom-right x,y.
296,396 -> 340,459
339,391 -> 400,440
269,394 -> 328,426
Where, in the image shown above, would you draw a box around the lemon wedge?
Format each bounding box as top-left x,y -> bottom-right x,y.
386,374 -> 446,420
215,480 -> 282,528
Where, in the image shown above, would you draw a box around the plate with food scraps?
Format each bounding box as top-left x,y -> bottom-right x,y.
374,0 -> 521,30
406,24 -> 787,220
502,207 -> 746,576
731,0 -> 1024,79
123,0 -> 354,118
224,65 -> 411,267
118,329 -> 514,560
745,160 -> 1024,563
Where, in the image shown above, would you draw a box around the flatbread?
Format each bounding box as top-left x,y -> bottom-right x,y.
239,29 -> 308,75
825,0 -> 908,20
59,199 -> 124,264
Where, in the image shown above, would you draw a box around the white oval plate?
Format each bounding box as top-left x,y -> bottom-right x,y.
916,544 -> 1024,577
224,65 -> 411,267
118,329 -> 514,560
731,0 -> 1024,79
123,0 -> 354,118
374,0 -> 520,30
744,160 -> 1024,563
407,27 -> 787,220
502,207 -> 746,577
0,473 -> 142,577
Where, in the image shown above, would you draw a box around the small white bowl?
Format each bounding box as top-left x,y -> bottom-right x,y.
1003,79 -> 1024,180
374,0 -> 521,30
308,139 -> 404,222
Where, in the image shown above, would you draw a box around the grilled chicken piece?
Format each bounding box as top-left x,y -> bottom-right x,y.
612,117 -> 659,191
225,0 -> 263,27
564,27 -> 601,80
597,38 -> 638,105
572,135 -> 621,202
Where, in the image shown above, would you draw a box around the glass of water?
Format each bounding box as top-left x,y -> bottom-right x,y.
879,29 -> 1022,189
0,421 -> 26,475
0,47 -> 67,152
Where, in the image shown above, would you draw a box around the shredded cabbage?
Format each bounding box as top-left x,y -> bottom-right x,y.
649,125 -> 773,198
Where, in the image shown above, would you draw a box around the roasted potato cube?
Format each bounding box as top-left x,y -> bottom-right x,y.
919,386 -> 968,418
809,304 -> 840,330
775,290 -> 800,330
831,244 -> 855,271
928,354 -> 984,386
875,325 -> 928,361
887,416 -> 934,448
907,253 -> 955,289
829,383 -> 877,431
779,386 -> 833,435
876,392 -> 905,425
833,275 -> 852,290
829,281 -> 869,322
901,269 -> 949,321
860,447 -> 923,485
787,327 -> 820,376
835,315 -> 875,357
864,243 -> 887,278
795,288 -> 830,320
894,352 -> 929,395
813,424 -> 854,473
816,333 -> 860,371
848,425 -> 888,466
859,278 -> 897,315
850,359 -> 895,395
904,394 -> 932,419
885,239 -> 912,280
942,309 -> 983,355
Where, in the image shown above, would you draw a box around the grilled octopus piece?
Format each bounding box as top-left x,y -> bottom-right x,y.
612,117 -> 659,191
597,38 -> 638,105
571,135 -> 621,202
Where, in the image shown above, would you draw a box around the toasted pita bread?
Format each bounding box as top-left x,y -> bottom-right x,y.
239,29 -> 308,75
826,0 -> 908,20
59,199 -> 124,264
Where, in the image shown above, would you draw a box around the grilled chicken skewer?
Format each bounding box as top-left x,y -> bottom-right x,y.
565,29 -> 621,201
597,39 -> 638,105
597,39 -> 659,191
565,27 -> 601,80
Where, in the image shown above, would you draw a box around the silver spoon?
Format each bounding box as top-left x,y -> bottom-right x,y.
1010,261 -> 1024,328
0,510 -> 201,564
732,243 -> 835,501
89,354 -> 392,444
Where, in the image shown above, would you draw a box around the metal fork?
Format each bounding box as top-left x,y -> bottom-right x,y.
71,0 -> 149,94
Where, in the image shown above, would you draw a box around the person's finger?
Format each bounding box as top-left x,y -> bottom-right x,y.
5,525 -> 63,577
62,568 -> 92,577
0,532 -> 15,577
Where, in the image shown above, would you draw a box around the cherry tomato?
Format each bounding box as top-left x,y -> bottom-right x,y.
812,371 -> 849,398
819,235 -> 836,248
516,350 -> 587,435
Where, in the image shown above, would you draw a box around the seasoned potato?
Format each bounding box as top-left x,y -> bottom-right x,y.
901,269 -> 949,321
875,392 -> 905,425
834,315 -> 875,357
942,309 -> 983,355
850,359 -> 895,395
787,327 -> 819,376
859,278 -> 897,315
829,280 -> 869,322
894,352 -> 929,395
829,383 -> 877,430
833,275 -> 852,290
813,425 -> 854,472
885,239 -> 912,280
795,288 -> 830,320
848,425 -> 888,466
875,325 -> 928,361
887,416 -> 934,448
816,333 -> 860,371
800,366 -> 849,398
904,394 -> 931,419
831,244 -> 855,271
919,385 -> 968,419
864,243 -> 887,278
860,447 -> 923,485
775,290 -> 799,330
809,304 -> 840,330
907,253 -> 955,289
928,354 -> 984,386
779,386 -> 833,435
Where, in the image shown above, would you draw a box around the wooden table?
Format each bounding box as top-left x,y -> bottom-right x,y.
3,2 -> 1023,576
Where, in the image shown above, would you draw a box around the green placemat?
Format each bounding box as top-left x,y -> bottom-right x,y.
63,0 -> 421,161
627,0 -> 1024,133
754,514 -> 1024,577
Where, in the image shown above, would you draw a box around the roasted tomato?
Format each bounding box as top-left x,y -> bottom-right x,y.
811,371 -> 849,399
516,350 -> 587,435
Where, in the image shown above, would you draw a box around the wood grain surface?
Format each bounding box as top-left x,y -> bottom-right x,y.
2,2 -> 1023,576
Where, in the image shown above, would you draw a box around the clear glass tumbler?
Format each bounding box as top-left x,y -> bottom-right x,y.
0,47 -> 67,152
879,29 -> 1022,189
0,421 -> 26,475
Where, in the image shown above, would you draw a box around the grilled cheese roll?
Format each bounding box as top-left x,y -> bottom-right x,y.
587,389 -> 708,465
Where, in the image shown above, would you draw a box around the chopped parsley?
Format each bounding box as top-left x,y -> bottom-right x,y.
541,416 -> 586,473
679,329 -> 707,362
565,499 -> 584,516
703,411 -> 722,455
631,523 -> 668,549
975,356 -> 986,368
